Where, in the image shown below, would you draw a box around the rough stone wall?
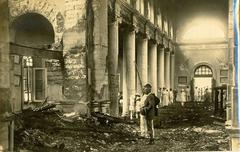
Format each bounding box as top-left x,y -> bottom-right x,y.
8,0 -> 65,45
7,0 -> 110,112
9,55 -> 22,112
8,0 -> 66,105
0,0 -> 11,150
46,59 -> 64,101
63,0 -> 88,102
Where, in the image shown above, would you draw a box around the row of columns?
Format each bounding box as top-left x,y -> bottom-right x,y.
108,20 -> 175,117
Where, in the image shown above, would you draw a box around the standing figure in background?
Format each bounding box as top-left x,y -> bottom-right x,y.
162,87 -> 168,106
198,88 -> 202,102
135,95 -> 141,119
204,88 -> 211,109
169,88 -> 174,104
186,86 -> 191,101
118,92 -> 123,116
139,91 -> 148,137
180,89 -> 187,106
200,88 -> 204,101
194,87 -> 198,101
157,88 -> 162,106
129,95 -> 136,120
166,89 -> 170,105
173,89 -> 178,103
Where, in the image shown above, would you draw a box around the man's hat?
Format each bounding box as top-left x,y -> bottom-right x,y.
144,83 -> 152,88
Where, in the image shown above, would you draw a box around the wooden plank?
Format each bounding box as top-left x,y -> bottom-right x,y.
10,43 -> 63,60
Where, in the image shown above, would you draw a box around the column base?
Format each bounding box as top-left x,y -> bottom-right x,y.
0,122 -> 9,151
227,127 -> 240,151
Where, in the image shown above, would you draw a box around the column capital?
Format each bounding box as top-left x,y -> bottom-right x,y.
108,19 -> 119,26
158,44 -> 165,49
154,29 -> 162,44
120,23 -> 138,33
136,32 -> 150,40
164,47 -> 171,53
149,39 -> 158,45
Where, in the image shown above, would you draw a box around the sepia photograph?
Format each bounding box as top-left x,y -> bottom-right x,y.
0,0 -> 239,151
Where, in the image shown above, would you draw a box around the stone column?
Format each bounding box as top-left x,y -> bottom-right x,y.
170,52 -> 175,89
91,0 -> 109,101
0,0 -> 11,151
136,35 -> 148,94
148,41 -> 157,94
157,46 -> 165,88
227,0 -> 240,150
122,28 -> 136,117
164,49 -> 170,89
108,20 -> 119,117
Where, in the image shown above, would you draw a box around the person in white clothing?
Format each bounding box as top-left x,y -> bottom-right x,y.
129,95 -> 135,120
139,93 -> 148,137
186,86 -> 191,101
162,87 -> 168,106
180,89 -> 187,106
135,95 -> 141,119
194,87 -> 198,101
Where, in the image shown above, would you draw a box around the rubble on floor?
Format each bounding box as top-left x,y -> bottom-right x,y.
14,102 -> 229,152
14,103 -> 139,152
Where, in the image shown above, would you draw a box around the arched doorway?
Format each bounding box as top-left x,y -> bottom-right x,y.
193,65 -> 214,102
10,13 -> 55,104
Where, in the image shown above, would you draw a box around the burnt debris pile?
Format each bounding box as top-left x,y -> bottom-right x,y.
14,103 -> 139,152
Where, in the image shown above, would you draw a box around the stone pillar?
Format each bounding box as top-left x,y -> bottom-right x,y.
148,41 -> 157,94
91,0 -> 109,101
0,0 -> 11,151
227,0 -> 240,150
136,35 -> 148,94
164,49 -> 171,89
108,20 -> 119,117
170,52 -> 175,89
157,46 -> 165,88
122,28 -> 136,116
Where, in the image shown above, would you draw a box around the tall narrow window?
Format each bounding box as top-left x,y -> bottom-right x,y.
33,68 -> 47,101
23,56 -> 33,102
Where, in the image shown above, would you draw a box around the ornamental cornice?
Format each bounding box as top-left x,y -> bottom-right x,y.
114,0 -> 174,42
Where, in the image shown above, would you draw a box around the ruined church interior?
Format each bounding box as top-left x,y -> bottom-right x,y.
0,0 -> 239,151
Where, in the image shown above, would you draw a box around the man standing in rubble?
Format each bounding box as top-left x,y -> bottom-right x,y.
142,84 -> 155,144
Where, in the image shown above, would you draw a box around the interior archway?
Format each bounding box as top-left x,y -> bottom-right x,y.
193,65 -> 214,102
12,13 -> 55,48
11,13 -> 55,102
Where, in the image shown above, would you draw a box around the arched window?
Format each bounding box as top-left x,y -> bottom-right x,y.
194,65 -> 213,77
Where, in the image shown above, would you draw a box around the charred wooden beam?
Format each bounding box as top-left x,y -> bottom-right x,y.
10,43 -> 63,60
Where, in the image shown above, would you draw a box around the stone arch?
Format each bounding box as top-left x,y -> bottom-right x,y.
9,0 -> 64,45
191,62 -> 216,79
194,65 -> 213,77
11,13 -> 55,48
